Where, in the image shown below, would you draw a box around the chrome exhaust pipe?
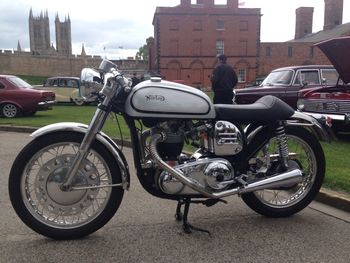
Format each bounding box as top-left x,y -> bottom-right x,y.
237,169 -> 303,194
149,133 -> 303,199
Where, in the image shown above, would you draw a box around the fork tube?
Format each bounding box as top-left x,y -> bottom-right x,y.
62,107 -> 110,190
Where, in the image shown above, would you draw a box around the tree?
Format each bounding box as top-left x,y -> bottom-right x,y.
136,37 -> 154,61
136,43 -> 149,61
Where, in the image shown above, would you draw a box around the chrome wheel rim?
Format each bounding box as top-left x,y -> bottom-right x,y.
21,142 -> 112,229
252,135 -> 317,208
3,104 -> 17,118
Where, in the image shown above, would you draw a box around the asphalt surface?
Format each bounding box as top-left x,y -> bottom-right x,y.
0,131 -> 349,263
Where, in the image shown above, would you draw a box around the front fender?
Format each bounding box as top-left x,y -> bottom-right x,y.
32,122 -> 130,190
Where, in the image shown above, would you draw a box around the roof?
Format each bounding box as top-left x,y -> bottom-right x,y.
271,65 -> 334,71
288,22 -> 350,43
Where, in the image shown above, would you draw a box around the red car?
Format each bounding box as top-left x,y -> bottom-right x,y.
0,75 -> 55,118
297,37 -> 350,132
234,65 -> 338,109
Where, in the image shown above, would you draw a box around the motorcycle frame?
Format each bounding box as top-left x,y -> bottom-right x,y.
30,104 -> 328,201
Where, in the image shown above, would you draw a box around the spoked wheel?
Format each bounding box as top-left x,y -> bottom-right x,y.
1,103 -> 20,118
242,127 -> 325,217
9,132 -> 124,239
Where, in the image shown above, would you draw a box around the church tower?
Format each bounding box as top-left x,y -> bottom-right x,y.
55,14 -> 72,56
29,9 -> 50,54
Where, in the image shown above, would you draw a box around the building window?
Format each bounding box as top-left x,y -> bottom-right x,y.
193,40 -> 202,56
239,20 -> 248,31
288,46 -> 293,57
238,69 -> 246,83
193,20 -> 202,31
216,40 -> 224,55
169,20 -> 179,31
265,46 -> 271,57
239,39 -> 248,56
217,20 -> 225,31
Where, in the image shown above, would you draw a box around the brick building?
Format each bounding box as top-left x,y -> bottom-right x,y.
150,0 -> 261,89
259,0 -> 350,77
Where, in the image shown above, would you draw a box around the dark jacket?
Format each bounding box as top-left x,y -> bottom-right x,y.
211,63 -> 238,92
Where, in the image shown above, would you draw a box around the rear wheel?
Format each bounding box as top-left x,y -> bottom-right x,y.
1,103 -> 20,118
241,127 -> 325,217
9,132 -> 124,239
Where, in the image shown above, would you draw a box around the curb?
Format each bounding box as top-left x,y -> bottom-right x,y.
1,124 -> 350,213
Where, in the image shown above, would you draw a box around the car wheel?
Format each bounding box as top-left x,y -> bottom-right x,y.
73,98 -> 85,106
1,103 -> 20,118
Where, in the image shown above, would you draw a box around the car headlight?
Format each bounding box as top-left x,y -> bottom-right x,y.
297,99 -> 305,110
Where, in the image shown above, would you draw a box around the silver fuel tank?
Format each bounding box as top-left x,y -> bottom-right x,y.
125,78 -> 216,119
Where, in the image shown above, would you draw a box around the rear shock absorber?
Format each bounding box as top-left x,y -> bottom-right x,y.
275,123 -> 289,170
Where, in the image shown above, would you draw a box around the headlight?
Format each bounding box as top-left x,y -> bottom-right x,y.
297,99 -> 305,110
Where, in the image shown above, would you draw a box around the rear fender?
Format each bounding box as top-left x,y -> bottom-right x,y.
286,111 -> 331,141
31,122 -> 130,190
245,111 -> 330,145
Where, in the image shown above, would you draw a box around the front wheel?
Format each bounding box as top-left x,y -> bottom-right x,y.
241,127 -> 325,217
8,132 -> 124,239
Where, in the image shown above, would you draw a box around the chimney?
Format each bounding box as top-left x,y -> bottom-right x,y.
180,0 -> 191,7
196,0 -> 214,7
295,7 -> 314,39
324,0 -> 343,30
227,0 -> 238,9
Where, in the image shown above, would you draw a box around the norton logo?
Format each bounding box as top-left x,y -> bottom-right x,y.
145,95 -> 165,102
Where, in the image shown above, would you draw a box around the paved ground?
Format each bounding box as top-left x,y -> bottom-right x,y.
0,131 -> 349,263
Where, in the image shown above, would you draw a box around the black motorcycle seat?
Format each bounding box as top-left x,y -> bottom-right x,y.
214,95 -> 295,122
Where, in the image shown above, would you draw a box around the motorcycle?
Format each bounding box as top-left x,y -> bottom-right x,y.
8,59 -> 328,239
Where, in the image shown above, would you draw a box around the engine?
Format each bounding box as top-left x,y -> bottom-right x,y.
158,158 -> 235,195
142,119 -> 244,196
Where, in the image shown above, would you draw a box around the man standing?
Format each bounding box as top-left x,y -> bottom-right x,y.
131,73 -> 140,87
211,54 -> 238,104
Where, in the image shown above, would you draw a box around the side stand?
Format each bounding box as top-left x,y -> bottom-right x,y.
175,198 -> 214,236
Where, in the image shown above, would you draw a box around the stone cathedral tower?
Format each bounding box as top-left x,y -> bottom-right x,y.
55,14 -> 72,56
29,9 -> 50,55
28,9 -> 72,56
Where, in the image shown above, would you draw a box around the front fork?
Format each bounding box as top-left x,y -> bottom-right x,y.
61,107 -> 110,190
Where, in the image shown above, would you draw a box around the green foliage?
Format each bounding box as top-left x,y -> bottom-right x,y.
136,37 -> 153,61
321,140 -> 350,193
136,44 -> 148,61
0,105 -> 130,139
18,75 -> 48,85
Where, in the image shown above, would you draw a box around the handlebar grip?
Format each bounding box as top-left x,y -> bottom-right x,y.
116,75 -> 131,92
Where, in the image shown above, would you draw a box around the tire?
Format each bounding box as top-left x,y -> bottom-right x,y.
1,103 -> 20,118
241,127 -> 325,217
8,132 -> 124,239
73,98 -> 85,106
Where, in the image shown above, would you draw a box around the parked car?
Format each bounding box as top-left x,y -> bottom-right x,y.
0,75 -> 55,118
39,76 -> 101,105
234,65 -> 339,108
297,36 -> 350,132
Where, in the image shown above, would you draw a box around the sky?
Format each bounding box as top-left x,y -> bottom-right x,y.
0,0 -> 349,59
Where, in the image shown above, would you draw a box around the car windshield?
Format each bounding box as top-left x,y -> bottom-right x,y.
8,77 -> 32,89
261,70 -> 294,86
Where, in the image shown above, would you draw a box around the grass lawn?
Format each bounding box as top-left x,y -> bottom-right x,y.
1,104 -> 349,194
